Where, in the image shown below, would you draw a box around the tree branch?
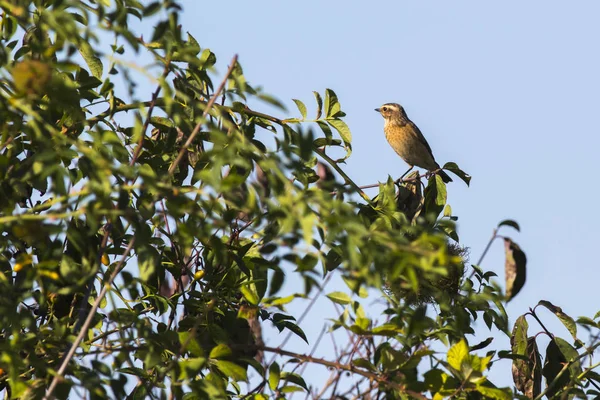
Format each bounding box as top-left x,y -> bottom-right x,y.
168,54 -> 238,174
259,345 -> 427,400
44,238 -> 136,400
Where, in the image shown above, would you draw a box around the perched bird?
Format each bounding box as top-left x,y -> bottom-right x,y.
375,103 -> 452,183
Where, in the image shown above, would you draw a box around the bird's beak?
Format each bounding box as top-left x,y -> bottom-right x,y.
374,108 -> 380,112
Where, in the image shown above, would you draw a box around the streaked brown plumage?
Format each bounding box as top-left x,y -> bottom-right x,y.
375,103 -> 452,183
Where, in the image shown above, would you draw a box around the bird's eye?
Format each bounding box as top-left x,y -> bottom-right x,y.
382,106 -> 388,111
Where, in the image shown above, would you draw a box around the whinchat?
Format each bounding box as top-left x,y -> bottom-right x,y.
375,103 -> 452,183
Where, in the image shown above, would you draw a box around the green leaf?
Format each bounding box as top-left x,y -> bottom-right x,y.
178,332 -> 204,357
199,48 -> 217,69
138,248 -> 158,283
352,358 -> 376,372
511,315 -> 528,356
79,42 -> 103,79
542,339 -> 570,398
178,358 -> 206,380
498,219 -> 521,232
119,367 -> 152,380
280,386 -> 304,393
324,88 -> 341,118
442,162 -> 471,186
143,2 -> 162,17
210,344 -> 232,359
327,119 -> 352,144
268,362 -> 281,391
537,300 -> 578,342
280,372 -> 308,390
186,32 -> 201,55
326,291 -> 352,305
279,321 -> 308,344
263,294 -> 304,307
504,238 -> 527,301
355,317 -> 370,330
576,316 -> 598,328
511,316 -> 541,398
443,204 -> 452,217
316,121 -> 333,142
258,93 -> 286,111
240,282 -> 260,306
370,324 -> 403,336
476,385 -> 512,400
313,91 -> 323,119
470,337 -> 493,351
299,214 -> 316,249
423,174 -> 447,218
213,360 -> 248,382
447,339 -> 469,371
150,116 -> 175,130
292,99 -> 307,120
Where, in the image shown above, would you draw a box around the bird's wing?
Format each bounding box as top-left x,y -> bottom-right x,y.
409,121 -> 436,161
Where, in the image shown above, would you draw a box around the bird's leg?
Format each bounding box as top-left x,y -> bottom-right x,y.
395,166 -> 414,184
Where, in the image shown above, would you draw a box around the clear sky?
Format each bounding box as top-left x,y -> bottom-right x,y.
178,0 -> 600,393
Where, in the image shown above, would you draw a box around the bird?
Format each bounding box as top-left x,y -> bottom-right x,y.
375,103 -> 452,183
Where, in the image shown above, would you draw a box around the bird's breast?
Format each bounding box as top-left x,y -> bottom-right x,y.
383,123 -> 437,169
384,124 -> 412,157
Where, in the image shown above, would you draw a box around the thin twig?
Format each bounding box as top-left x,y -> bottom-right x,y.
74,225 -> 111,332
168,54 -> 238,174
258,346 -> 427,399
313,147 -> 373,205
75,63 -> 170,331
333,303 -> 368,359
288,324 -> 327,400
130,64 -> 171,167
327,329 -> 365,398
267,272 -> 333,365
468,228 -> 498,279
44,238 -> 136,400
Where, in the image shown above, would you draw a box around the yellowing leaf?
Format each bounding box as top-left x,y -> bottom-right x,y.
326,291 -> 352,305
268,362 -> 280,391
447,339 -> 469,371
240,283 -> 259,305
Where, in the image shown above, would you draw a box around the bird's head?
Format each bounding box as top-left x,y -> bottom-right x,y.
375,103 -> 406,122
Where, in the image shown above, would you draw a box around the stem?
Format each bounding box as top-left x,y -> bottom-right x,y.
43,238 -> 136,400
259,346 -> 427,400
267,273 -> 333,365
168,54 -> 238,174
528,308 -> 555,339
312,147 -> 373,205
86,99 -> 166,126
130,62 -> 171,166
468,228 -> 498,279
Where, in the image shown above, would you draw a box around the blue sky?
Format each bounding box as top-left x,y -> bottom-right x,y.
176,0 -> 600,393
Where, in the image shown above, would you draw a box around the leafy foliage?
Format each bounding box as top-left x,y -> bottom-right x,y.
0,1 -> 599,399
